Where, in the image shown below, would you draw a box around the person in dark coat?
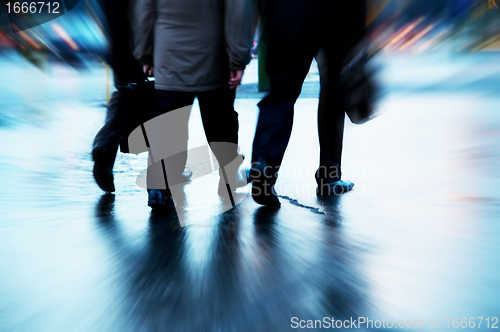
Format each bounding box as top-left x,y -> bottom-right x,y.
91,0 -> 193,193
134,0 -> 254,209
249,0 -> 366,207
92,0 -> 145,193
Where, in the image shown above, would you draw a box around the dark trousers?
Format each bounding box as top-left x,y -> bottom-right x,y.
146,87 -> 239,190
93,91 -> 121,164
251,0 -> 365,185
92,74 -> 148,160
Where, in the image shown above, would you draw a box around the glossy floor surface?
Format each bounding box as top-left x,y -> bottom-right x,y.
1,53 -> 500,331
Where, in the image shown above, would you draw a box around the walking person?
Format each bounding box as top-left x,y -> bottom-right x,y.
91,0 -> 192,193
134,0 -> 255,210
250,0 -> 366,207
92,0 -> 145,192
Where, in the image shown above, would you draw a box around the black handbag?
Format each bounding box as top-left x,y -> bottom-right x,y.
117,80 -> 156,153
340,48 -> 378,125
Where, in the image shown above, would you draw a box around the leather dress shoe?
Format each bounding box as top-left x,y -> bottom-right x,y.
92,147 -> 116,193
251,181 -> 280,208
249,165 -> 280,208
316,180 -> 354,196
148,190 -> 175,210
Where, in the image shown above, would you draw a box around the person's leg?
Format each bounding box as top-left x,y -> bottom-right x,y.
196,88 -> 247,197
92,91 -> 122,192
314,0 -> 365,195
315,48 -> 345,185
93,91 -> 122,153
251,0 -> 324,180
250,34 -> 318,206
197,87 -> 238,167
252,48 -> 315,177
146,90 -> 194,198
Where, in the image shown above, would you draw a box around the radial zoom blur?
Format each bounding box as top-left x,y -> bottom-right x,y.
0,0 -> 499,331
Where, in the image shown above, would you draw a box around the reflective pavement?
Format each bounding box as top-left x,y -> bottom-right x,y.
0,53 -> 500,331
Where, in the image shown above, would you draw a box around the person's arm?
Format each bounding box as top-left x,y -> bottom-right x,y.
224,0 -> 254,72
133,0 -> 156,71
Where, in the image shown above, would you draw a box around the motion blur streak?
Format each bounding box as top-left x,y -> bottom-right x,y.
383,16 -> 424,50
399,24 -> 433,50
51,23 -> 79,51
472,32 -> 500,51
0,0 -> 500,331
18,31 -> 41,50
457,27 -> 498,52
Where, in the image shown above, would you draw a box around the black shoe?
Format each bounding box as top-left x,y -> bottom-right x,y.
92,147 -> 116,193
249,164 -> 280,208
316,180 -> 354,196
251,181 -> 280,208
148,190 -> 175,210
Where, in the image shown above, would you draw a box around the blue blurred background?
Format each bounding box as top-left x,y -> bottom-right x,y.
1,1 -> 500,331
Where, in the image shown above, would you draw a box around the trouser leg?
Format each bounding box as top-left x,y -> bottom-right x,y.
196,88 -> 238,168
315,48 -> 345,185
315,0 -> 364,185
146,90 -> 194,191
92,91 -> 121,165
251,42 -> 317,180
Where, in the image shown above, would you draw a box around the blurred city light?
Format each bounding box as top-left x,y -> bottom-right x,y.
0,1 -> 499,330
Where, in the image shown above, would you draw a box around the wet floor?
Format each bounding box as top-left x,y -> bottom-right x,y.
1,53 -> 500,331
